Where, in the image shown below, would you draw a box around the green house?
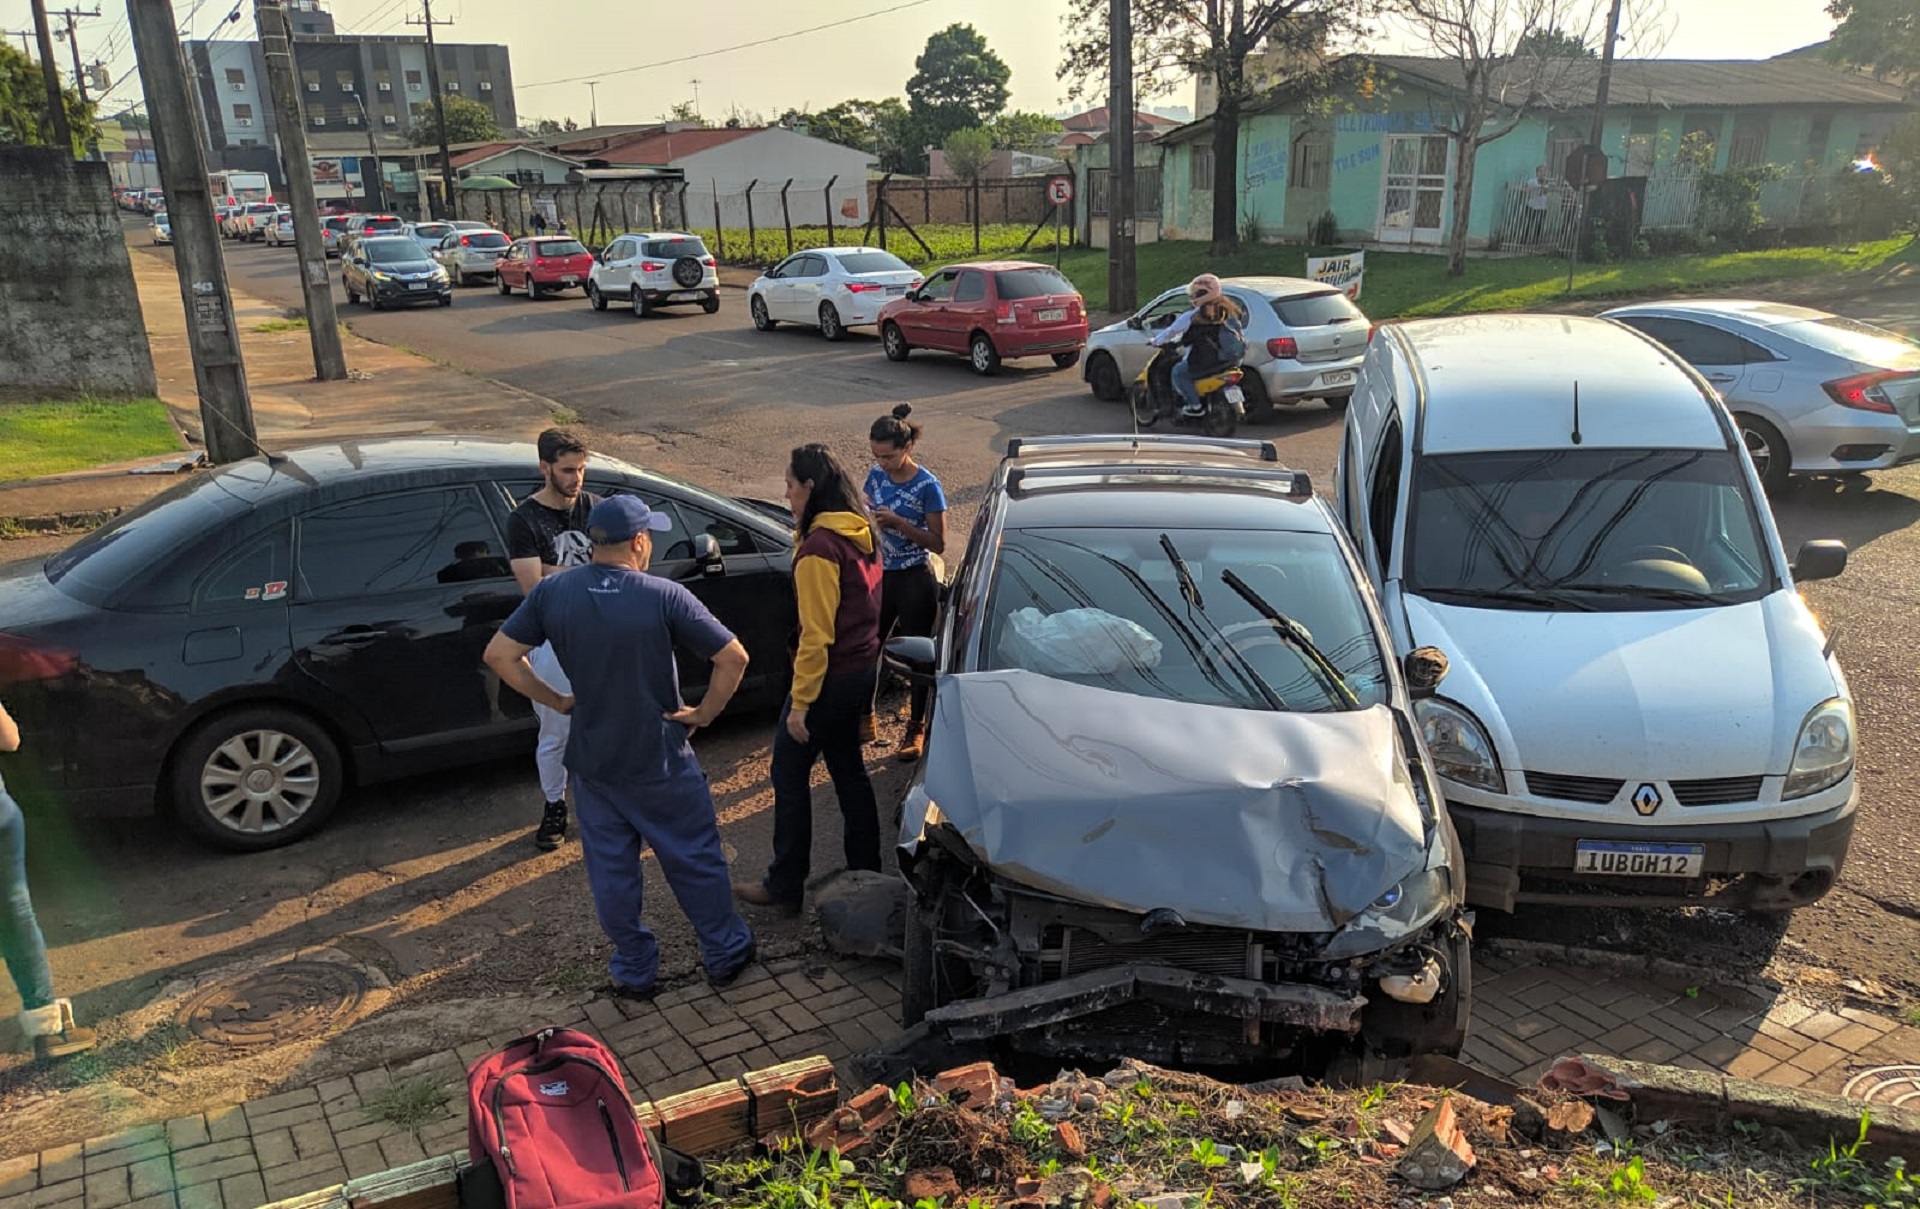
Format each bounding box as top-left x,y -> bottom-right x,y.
1153,53 -> 1910,249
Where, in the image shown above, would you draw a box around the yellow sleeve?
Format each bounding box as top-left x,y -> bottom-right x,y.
790,553 -> 843,709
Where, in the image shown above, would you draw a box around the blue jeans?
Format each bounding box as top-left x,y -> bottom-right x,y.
572,771 -> 755,990
1171,356 -> 1203,414
0,782 -> 54,1012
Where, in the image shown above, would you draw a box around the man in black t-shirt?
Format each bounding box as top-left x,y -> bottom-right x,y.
506,428 -> 601,852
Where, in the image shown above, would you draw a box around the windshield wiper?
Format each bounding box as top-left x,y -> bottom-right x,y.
1219,568 -> 1361,710
1419,585 -> 1598,611
1157,534 -> 1286,711
1551,582 -> 1741,606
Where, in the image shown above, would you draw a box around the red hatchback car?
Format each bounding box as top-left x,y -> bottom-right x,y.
495,236 -> 596,298
878,261 -> 1088,375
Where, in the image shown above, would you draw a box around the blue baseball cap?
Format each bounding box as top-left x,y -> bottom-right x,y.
588,495 -> 674,544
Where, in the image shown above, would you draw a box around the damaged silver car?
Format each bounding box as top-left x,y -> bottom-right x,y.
892,435 -> 1471,1074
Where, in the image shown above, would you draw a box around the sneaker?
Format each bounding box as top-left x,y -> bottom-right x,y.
534,800 -> 568,851
608,981 -> 657,1003
895,726 -> 925,763
858,712 -> 878,744
707,942 -> 759,989
20,1000 -> 96,1062
732,881 -> 803,916
1181,404 -> 1207,417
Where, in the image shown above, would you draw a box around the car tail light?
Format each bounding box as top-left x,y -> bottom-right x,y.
1268,337 -> 1299,359
641,261 -> 663,272
702,257 -> 716,266
996,300 -> 1016,324
535,257 -> 547,266
1823,371 -> 1911,414
0,633 -> 77,683
460,236 -> 470,246
845,282 -> 884,293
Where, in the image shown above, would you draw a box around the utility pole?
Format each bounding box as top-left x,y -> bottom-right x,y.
350,91 -> 386,210
8,30 -> 34,54
1586,0 -> 1625,152
255,0 -> 346,381
30,0 -> 72,151
53,7 -> 102,158
689,77 -> 701,120
585,80 -> 598,128
127,0 -> 258,463
1106,0 -> 1136,313
407,0 -> 456,219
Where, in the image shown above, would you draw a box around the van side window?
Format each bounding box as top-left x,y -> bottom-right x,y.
1339,430 -> 1365,550
1367,417 -> 1403,563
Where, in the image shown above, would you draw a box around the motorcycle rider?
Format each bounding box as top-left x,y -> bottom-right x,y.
1155,274 -> 1247,418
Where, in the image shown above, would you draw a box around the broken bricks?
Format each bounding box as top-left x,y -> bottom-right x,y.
1396,1097 -> 1478,1191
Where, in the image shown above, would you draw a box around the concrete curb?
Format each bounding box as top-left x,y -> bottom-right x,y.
0,507 -> 124,534
1477,936 -> 1782,999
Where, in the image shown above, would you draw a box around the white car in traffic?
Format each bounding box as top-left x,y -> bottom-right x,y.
585,231 -> 719,317
432,227 -> 512,285
749,247 -> 921,341
263,210 -> 297,246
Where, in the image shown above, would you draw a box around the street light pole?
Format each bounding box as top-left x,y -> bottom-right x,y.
586,80 -> 598,128
29,0 -> 72,151
408,0 -> 457,219
1106,0 -> 1136,313
255,0 -> 346,381
126,0 -> 259,463
351,90 -> 386,210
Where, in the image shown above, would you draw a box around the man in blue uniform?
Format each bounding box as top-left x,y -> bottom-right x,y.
483,495 -> 756,997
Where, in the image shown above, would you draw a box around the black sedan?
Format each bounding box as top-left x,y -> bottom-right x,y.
0,439 -> 797,851
342,235 -> 452,310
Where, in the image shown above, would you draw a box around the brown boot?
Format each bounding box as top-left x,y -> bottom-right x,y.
21,1000 -> 96,1061
858,712 -> 878,744
895,725 -> 925,763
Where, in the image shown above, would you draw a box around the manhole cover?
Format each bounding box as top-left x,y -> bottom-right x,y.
1842,1065 -> 1920,1107
176,961 -> 368,1047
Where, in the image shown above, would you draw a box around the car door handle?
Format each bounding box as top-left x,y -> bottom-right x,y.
1703,371 -> 1737,383
322,626 -> 386,646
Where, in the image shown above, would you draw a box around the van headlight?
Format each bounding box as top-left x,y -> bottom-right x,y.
1784,697 -> 1853,799
1414,697 -> 1505,793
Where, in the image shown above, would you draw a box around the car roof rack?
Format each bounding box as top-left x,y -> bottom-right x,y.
1005,434 -> 1280,462
1005,460 -> 1312,499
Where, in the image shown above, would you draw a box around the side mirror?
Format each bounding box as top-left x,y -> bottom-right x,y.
884,635 -> 938,685
691,532 -> 725,577
1791,539 -> 1847,583
765,263 -> 780,276
1404,646 -> 1450,699
1126,316 -> 1144,330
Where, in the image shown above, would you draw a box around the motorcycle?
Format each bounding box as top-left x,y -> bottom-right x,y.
1131,344 -> 1247,438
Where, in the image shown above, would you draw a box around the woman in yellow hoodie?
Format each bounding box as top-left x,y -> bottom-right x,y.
735,445 -> 885,914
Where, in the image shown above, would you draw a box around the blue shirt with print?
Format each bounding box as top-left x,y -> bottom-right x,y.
501,564 -> 735,786
864,465 -> 947,571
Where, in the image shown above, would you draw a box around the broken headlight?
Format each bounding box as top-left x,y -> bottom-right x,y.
1320,866 -> 1455,960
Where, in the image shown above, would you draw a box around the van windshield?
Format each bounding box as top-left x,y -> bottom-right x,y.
1406,449 -> 1774,610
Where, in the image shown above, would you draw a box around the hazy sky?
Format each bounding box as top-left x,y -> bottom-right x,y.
8,0 -> 1840,127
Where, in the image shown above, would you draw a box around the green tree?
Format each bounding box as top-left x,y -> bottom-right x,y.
1513,25 -> 1597,57
905,24 -> 1011,168
1060,0 -> 1359,254
1871,113 -> 1920,235
986,109 -> 1063,151
408,93 -> 497,145
942,126 -> 994,179
779,98 -> 916,171
1826,0 -> 1920,90
528,116 -> 578,134
665,100 -> 712,127
0,42 -> 96,154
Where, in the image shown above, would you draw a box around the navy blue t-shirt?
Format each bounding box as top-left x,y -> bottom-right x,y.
501,563 -> 736,786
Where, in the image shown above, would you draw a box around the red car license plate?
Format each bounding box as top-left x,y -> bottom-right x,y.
1037,308 -> 1066,323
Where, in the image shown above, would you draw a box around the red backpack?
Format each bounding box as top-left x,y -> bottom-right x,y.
464,1027 -> 697,1209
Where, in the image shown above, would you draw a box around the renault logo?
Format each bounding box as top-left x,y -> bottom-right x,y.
1632,783 -> 1662,816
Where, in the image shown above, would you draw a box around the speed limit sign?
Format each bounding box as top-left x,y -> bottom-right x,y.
1046,175 -> 1075,206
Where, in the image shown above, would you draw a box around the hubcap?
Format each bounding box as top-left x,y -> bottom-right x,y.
1743,426 -> 1771,473
972,342 -> 989,370
822,307 -> 837,334
753,299 -> 766,324
200,728 -> 320,835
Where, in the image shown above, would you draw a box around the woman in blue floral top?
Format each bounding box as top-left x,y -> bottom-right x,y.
864,404 -> 947,761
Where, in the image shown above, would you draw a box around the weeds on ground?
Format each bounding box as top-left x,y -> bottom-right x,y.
365,1080 -> 451,1132
1899,1004 -> 1920,1029
253,317 -> 309,333
1795,1111 -> 1918,1207
548,405 -> 582,425
543,963 -> 599,991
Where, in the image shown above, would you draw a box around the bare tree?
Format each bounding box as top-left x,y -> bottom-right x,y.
1388,0 -> 1665,275
1061,0 -> 1369,254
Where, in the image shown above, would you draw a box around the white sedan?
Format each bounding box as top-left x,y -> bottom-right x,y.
749,247 -> 921,341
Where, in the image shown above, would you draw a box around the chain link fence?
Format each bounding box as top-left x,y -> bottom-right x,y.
1489,168 -> 1847,258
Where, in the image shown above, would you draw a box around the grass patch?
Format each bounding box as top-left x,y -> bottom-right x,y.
365,1080 -> 451,1132
1901,1004 -> 1920,1029
548,405 -> 582,426
1038,236 -> 1918,316
0,396 -> 182,482
253,316 -> 309,333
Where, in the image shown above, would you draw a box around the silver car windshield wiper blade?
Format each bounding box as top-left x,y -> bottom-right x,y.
1421,585 -> 1598,611
1551,582 -> 1739,606
1219,567 -> 1361,710
1157,533 -> 1287,712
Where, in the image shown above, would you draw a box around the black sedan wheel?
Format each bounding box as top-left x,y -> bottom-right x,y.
751,295 -> 775,330
882,322 -> 910,362
170,706 -> 344,851
1086,352 -> 1124,401
1739,413 -> 1792,496
588,281 -> 608,312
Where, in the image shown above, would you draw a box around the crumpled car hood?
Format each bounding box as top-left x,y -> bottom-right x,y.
899,670 -> 1429,933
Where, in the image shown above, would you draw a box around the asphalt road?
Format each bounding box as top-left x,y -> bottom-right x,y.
8,231 -> 1915,1113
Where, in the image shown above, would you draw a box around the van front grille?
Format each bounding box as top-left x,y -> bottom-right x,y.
1524,771 -> 1623,805
1671,776 -> 1765,806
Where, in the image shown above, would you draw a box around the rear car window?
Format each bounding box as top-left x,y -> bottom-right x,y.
413,224 -> 452,239
995,268 -> 1076,299
46,477 -> 241,609
1781,317 -> 1920,367
1271,291 -> 1366,328
365,218 -> 404,232
538,240 -> 588,257
323,217 -> 349,231
248,204 -> 278,215
463,232 -> 510,249
835,251 -> 913,274
643,238 -> 707,259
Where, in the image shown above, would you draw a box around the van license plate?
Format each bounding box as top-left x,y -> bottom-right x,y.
1037,308 -> 1066,322
1224,385 -> 1246,404
1322,370 -> 1356,386
1574,841 -> 1704,878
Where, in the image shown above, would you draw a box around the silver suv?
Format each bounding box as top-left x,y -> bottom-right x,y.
586,232 -> 719,318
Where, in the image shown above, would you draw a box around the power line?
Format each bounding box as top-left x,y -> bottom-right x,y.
516,0 -> 939,89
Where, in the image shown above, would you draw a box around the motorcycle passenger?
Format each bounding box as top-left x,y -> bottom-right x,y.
1162,274 -> 1247,418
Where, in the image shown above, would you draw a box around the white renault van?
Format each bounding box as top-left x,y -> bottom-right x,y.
1335,314 -> 1856,913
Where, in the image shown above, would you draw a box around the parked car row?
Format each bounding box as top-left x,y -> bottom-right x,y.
117,187 -> 165,214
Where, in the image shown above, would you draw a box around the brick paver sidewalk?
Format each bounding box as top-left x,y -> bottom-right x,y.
6,951 -> 1918,1209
